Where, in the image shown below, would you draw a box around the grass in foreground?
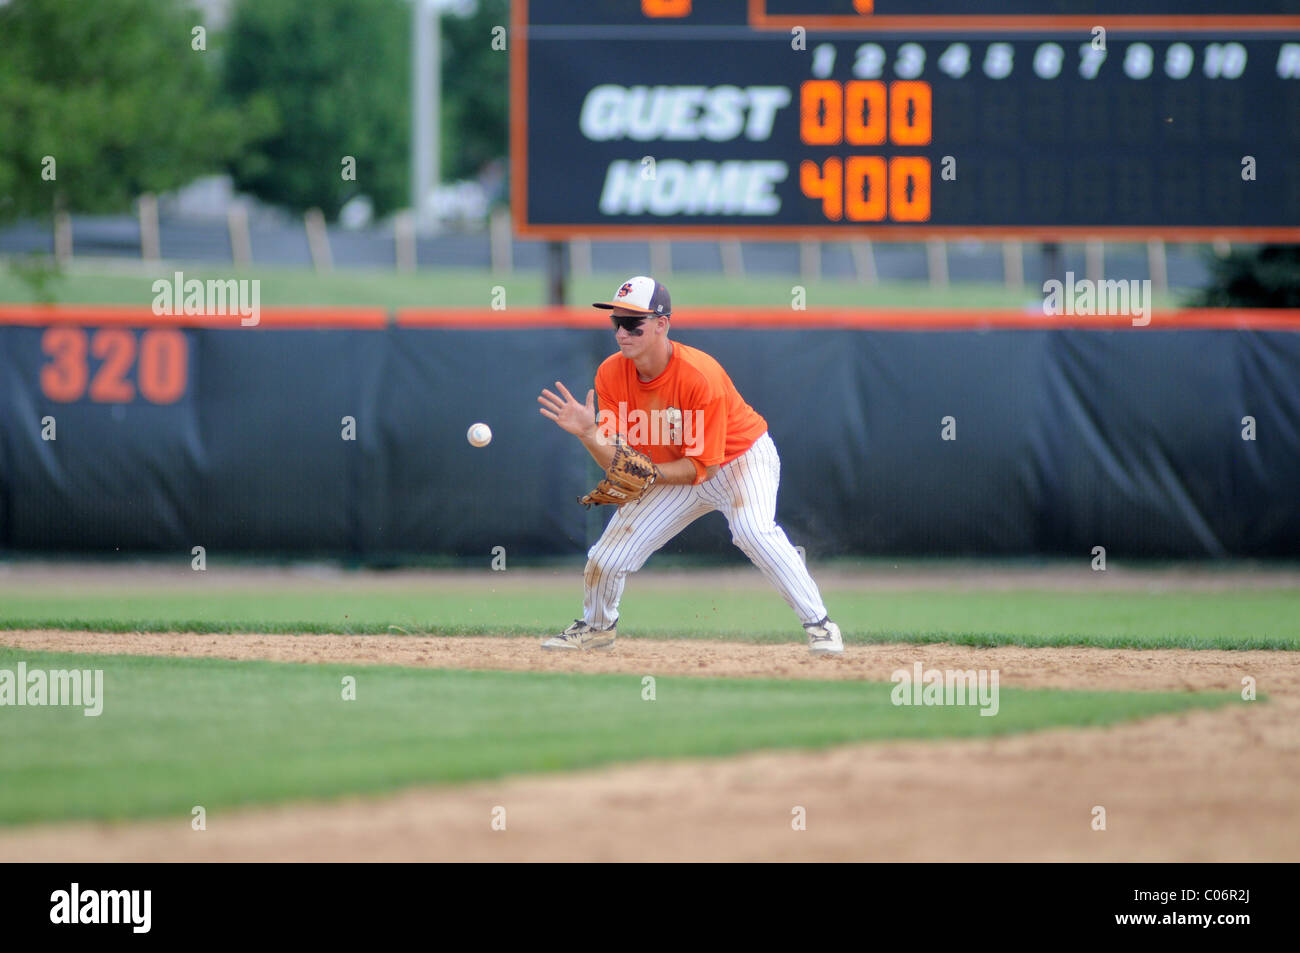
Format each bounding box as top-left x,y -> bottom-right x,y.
0,647 -> 1240,825
1,581 -> 1297,650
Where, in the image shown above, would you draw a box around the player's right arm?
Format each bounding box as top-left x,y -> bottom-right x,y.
537,381 -> 618,469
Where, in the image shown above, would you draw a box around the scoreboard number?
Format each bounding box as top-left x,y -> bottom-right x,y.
801,156 -> 931,222
799,81 -> 932,146
799,80 -> 933,222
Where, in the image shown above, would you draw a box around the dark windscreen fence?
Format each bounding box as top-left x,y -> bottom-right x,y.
673,327 -> 1300,558
1,318 -> 1297,560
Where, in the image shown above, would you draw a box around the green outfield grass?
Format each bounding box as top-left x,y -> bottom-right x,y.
0,647 -> 1241,825
0,259 -> 1184,311
2,576 -> 1297,649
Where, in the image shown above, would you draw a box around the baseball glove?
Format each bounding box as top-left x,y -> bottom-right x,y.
579,435 -> 661,507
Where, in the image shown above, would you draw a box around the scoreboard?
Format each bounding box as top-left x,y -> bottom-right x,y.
748,2 -> 1300,32
512,1 -> 1300,239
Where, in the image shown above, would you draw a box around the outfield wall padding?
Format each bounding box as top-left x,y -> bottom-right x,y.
1,309 -> 1298,559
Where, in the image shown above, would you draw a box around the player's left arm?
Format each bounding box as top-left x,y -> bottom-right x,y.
655,458 -> 717,485
656,380 -> 726,485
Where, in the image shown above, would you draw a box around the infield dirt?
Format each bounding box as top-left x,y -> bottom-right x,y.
0,630 -> 1296,862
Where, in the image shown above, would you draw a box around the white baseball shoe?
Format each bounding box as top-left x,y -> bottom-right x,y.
541,619 -> 617,651
804,617 -> 844,656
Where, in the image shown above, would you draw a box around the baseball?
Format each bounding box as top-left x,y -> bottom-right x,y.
467,422 -> 492,447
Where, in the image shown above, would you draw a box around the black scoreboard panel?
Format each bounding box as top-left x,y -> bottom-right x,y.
753,1 -> 1300,29
760,0 -> 1300,10
514,1 -> 1300,238
527,2 -> 1300,30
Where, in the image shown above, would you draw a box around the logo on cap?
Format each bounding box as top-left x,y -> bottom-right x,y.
617,282 -> 633,298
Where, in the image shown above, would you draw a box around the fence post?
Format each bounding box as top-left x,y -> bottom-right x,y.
570,238 -> 593,277
227,202 -> 252,267
850,241 -> 877,284
1147,239 -> 1168,293
1002,240 -> 1024,289
305,208 -> 332,272
138,193 -> 160,264
395,210 -> 416,273
720,240 -> 744,278
1085,239 -> 1105,283
53,209 -> 72,265
489,206 -> 512,275
649,240 -> 672,277
926,240 -> 948,288
800,240 -> 821,282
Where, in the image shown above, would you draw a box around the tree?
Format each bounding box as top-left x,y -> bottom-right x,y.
440,0 -> 508,183
223,0 -> 410,220
1195,246 -> 1300,308
0,0 -> 253,223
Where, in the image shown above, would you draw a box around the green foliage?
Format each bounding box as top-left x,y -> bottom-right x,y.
1194,245 -> 1300,308
0,0 -> 253,221
441,0 -> 508,183
4,253 -> 61,303
223,0 -> 410,220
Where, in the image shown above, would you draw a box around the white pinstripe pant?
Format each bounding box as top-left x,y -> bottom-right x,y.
582,432 -> 828,630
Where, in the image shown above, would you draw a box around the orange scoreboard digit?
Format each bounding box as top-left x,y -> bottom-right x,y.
513,0 -> 1300,240
797,80 -> 932,222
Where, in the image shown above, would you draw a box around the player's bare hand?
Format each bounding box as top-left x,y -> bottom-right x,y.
538,381 -> 597,438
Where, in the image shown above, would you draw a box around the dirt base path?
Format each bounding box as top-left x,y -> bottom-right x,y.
1,631 -> 1297,862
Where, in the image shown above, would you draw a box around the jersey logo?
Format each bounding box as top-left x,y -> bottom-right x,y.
596,403 -> 698,454
664,407 -> 683,445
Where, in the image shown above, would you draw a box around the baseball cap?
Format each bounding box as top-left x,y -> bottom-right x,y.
592,276 -> 671,318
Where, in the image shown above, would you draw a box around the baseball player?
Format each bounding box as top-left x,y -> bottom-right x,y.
536,276 -> 843,655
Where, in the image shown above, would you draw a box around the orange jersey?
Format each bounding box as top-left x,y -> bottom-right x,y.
594,342 -> 768,481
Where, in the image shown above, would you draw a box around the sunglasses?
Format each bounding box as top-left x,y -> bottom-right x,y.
610,313 -> 654,336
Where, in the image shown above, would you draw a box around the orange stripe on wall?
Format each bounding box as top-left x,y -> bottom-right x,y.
2,305 -> 1297,332
397,308 -> 1300,332
398,308 -> 598,328
0,305 -> 388,329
